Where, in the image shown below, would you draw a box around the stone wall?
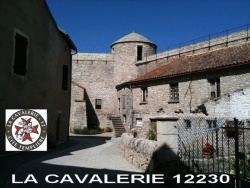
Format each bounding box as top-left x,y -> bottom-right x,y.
71,53 -> 115,128
70,83 -> 87,132
120,117 -> 179,181
118,66 -> 250,136
0,0 -> 75,150
112,42 -> 156,87
120,133 -> 157,171
205,87 -> 250,119
136,30 -> 250,76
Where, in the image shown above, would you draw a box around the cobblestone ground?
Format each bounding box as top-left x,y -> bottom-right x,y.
0,133 -> 170,188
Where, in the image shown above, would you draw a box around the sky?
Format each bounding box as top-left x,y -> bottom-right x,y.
46,0 -> 250,53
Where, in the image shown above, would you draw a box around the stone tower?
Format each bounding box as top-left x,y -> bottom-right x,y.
111,32 -> 157,86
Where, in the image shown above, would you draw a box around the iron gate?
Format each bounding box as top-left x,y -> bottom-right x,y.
177,116 -> 250,187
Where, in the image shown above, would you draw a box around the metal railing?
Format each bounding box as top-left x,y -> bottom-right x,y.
177,116 -> 250,188
166,24 -> 250,52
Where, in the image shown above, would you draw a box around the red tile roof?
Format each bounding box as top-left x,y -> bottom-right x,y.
116,43 -> 250,89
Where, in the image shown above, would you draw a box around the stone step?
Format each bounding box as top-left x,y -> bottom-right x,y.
110,116 -> 126,137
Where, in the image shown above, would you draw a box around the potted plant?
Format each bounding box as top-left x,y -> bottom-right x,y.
224,120 -> 243,139
202,143 -> 216,158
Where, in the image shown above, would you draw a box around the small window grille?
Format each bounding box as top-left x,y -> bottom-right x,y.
170,83 -> 179,102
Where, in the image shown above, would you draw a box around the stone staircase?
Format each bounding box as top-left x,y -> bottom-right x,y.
110,116 -> 126,137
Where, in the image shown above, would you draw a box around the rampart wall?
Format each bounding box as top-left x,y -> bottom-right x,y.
136,29 -> 250,76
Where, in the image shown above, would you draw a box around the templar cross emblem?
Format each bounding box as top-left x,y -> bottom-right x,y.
15,118 -> 39,142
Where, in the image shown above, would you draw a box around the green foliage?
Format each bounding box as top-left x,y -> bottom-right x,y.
147,121 -> 157,141
89,129 -> 101,135
115,132 -> 120,138
105,127 -> 113,132
73,127 -> 101,135
72,126 -> 113,135
230,156 -> 250,178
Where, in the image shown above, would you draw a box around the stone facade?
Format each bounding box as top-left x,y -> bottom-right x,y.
70,82 -> 87,132
70,27 -> 250,135
71,33 -> 157,130
205,87 -> 250,119
117,64 -> 250,137
0,0 -> 77,152
136,30 -> 250,76
71,53 -> 115,129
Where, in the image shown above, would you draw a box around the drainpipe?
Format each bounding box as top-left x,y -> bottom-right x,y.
130,85 -> 133,130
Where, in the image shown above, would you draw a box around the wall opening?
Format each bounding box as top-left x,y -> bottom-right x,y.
95,99 -> 102,109
209,78 -> 220,99
137,45 -> 143,61
62,65 -> 69,90
13,32 -> 28,76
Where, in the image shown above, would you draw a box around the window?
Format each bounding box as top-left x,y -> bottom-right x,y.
184,119 -> 191,129
209,78 -> 220,99
95,99 -> 102,109
122,95 -> 126,109
170,83 -> 179,102
137,46 -> 143,61
62,65 -> 69,90
13,32 -> 28,76
136,118 -> 142,127
141,87 -> 148,103
123,115 -> 126,123
206,120 -> 217,129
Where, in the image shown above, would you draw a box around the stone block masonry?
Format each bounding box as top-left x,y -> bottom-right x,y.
136,29 -> 250,76
120,117 -> 180,183
120,133 -> 157,171
71,53 -> 116,129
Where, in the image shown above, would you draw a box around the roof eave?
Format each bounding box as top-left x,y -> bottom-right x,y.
58,28 -> 77,53
110,41 -> 157,49
116,60 -> 250,90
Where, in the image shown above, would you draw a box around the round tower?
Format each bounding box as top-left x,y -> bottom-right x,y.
111,32 -> 157,85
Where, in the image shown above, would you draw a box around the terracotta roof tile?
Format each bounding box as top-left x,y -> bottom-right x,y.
117,43 -> 250,88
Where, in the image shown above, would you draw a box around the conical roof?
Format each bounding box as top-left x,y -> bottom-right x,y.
111,32 -> 157,48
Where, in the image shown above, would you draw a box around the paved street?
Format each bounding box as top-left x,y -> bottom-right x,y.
0,133 -> 167,188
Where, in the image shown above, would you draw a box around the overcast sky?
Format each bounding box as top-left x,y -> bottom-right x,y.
46,0 -> 250,53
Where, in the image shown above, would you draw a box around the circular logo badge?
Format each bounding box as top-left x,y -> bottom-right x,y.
6,109 -> 47,151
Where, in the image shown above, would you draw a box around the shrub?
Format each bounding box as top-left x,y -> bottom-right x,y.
73,127 -> 86,134
105,127 -> 113,132
73,127 -> 101,135
115,132 -> 120,138
89,129 -> 101,135
147,121 -> 157,140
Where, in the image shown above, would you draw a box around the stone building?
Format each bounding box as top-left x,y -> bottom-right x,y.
71,26 -> 250,136
0,0 -> 77,152
117,42 -> 250,134
71,32 -> 157,132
